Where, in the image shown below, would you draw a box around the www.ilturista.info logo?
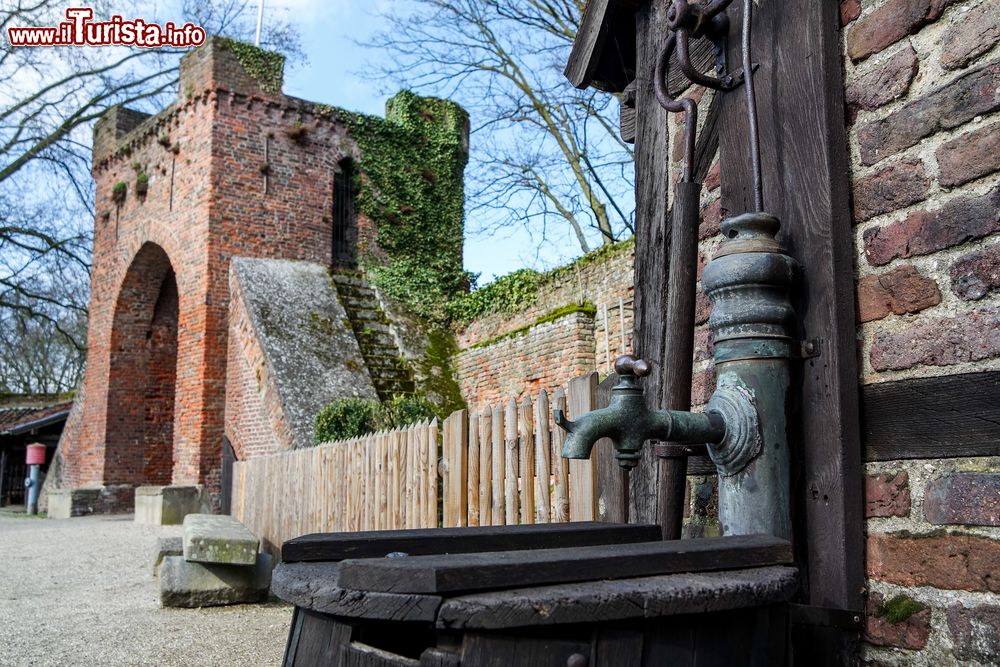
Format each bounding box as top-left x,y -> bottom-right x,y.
7,7 -> 206,48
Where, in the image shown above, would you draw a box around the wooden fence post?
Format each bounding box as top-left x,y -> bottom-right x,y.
534,390 -> 552,524
568,372 -> 599,521
442,409 -> 469,528
478,409 -> 492,526
467,410 -> 480,526
551,388 -> 570,522
504,398 -> 519,524
491,403 -> 505,525
519,396 -> 535,524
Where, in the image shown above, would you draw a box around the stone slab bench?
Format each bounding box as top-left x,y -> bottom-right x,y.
151,536 -> 182,575
160,553 -> 273,608
182,513 -> 259,565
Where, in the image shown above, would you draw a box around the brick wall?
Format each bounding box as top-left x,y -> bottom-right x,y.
455,311 -> 597,410
454,244 -> 634,408
842,0 -> 1000,661
225,268 -> 281,460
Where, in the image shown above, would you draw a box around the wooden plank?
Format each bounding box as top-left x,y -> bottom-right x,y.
491,404 -> 505,525
478,409 -> 492,526
461,633 -> 591,667
550,388 -> 570,522
519,397 -> 535,524
863,371 -> 1000,461
427,420 -> 439,529
504,398 -> 519,525
274,562 -> 442,623
564,0 -> 613,89
437,565 -> 797,630
596,374 -> 628,523
418,649 -> 461,667
281,522 -> 662,563
594,630 -> 643,667
340,642 -> 419,667
717,0 -> 864,658
338,534 -> 793,594
467,410 -> 480,526
285,608 -> 352,667
568,373 -> 599,521
533,390 -> 552,524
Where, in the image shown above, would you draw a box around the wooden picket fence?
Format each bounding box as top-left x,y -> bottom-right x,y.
440,373 -> 600,527
231,420 -> 439,552
230,373 -> 603,553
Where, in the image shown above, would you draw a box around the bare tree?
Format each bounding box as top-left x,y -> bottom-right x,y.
0,0 -> 303,393
368,0 -> 633,256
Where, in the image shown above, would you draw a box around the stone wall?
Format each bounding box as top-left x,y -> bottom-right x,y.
453,243 -> 634,408
842,0 -> 1000,661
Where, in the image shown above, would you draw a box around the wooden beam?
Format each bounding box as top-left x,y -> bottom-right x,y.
717,0 -> 863,661
863,371 -> 1000,461
631,0 -> 677,535
281,522 -> 661,563
337,534 -> 793,594
565,0 -> 613,89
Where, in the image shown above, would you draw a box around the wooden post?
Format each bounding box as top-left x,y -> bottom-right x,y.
551,388 -> 570,522
478,409 -> 492,526
718,0 -> 863,660
491,403 -> 505,525
534,390 -> 552,524
568,372 -> 599,521
631,0 -> 682,534
428,419 -> 439,529
442,410 -> 468,528
468,410 -> 481,526
519,396 -> 536,524
504,398 -> 520,525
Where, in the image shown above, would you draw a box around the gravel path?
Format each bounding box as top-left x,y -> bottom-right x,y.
0,512 -> 292,666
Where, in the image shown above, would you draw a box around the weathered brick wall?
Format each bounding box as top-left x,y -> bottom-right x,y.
454,245 -> 634,408
842,0 -> 1000,661
225,269 -> 281,460
455,311 -> 597,410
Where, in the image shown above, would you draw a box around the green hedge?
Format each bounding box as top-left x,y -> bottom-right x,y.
314,394 -> 438,444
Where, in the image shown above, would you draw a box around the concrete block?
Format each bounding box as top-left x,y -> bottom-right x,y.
159,553 -> 272,608
135,485 -> 201,525
183,513 -> 259,565
152,536 -> 183,575
46,488 -> 102,519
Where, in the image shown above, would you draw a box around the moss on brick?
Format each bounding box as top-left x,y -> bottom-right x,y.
469,302 -> 598,350
880,595 -> 927,624
450,238 -> 633,327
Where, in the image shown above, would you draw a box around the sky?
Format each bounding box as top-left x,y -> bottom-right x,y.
257,0 -> 600,283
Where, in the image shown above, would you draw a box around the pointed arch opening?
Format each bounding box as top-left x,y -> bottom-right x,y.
104,242 -> 179,487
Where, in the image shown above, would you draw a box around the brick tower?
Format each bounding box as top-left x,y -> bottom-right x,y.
50,39 -> 468,515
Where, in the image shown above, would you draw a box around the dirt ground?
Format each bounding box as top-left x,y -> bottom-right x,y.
0,510 -> 292,666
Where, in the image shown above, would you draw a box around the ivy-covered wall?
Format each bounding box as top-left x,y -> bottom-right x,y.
341,91 -> 470,323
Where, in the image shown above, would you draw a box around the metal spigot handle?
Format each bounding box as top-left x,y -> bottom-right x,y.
613,354 -> 651,378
